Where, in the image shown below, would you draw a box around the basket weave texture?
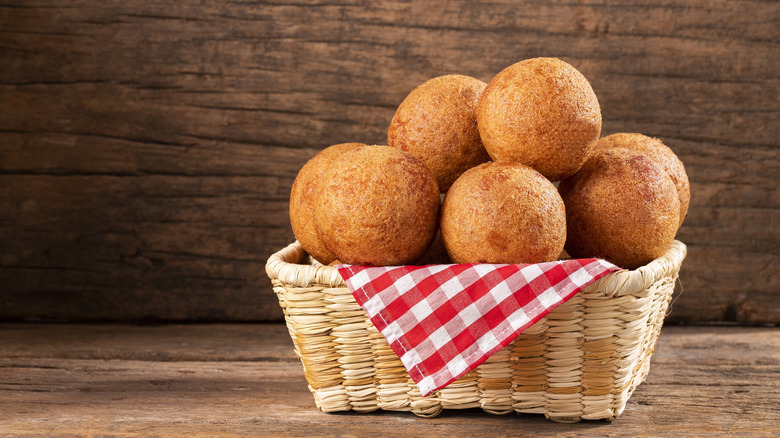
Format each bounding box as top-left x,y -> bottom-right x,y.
266,240 -> 686,422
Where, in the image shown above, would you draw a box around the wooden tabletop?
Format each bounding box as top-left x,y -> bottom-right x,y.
1,323 -> 777,437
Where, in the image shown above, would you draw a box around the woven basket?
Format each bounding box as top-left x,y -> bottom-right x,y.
266,240 -> 686,422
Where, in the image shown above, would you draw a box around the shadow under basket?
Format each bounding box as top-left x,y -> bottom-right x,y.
266,240 -> 686,423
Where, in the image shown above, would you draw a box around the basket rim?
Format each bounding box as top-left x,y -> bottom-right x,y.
266,240 -> 686,298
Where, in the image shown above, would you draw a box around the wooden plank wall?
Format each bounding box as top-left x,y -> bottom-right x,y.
1,0 -> 777,323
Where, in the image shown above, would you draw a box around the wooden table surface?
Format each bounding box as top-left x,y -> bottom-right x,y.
1,323 -> 777,437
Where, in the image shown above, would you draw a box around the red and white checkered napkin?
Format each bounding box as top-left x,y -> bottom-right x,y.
336,259 -> 620,397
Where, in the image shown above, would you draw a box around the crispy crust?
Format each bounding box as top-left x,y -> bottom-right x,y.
289,142 -> 365,264
477,58 -> 602,181
388,74 -> 490,192
415,230 -> 452,265
314,146 -> 440,266
594,133 -> 690,227
559,148 -> 680,269
441,161 -> 566,264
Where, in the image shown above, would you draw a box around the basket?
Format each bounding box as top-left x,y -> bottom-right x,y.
266,240 -> 686,422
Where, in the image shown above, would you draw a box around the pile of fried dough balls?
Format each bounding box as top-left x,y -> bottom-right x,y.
289,57 -> 689,269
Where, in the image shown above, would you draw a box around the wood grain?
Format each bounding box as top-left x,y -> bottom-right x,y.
0,323 -> 778,437
0,0 -> 778,322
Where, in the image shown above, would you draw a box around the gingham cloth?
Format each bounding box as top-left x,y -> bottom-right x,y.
336,259 -> 620,397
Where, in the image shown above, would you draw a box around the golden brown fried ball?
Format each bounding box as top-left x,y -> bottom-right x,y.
441,162 -> 566,264
594,133 -> 690,227
559,148 -> 680,269
415,193 -> 452,265
476,57 -> 602,181
415,230 -> 452,265
289,142 -> 365,264
315,146 -> 440,266
388,74 -> 490,192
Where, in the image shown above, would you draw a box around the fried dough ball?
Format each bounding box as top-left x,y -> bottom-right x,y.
315,146 -> 440,266
476,57 -> 602,181
594,133 -> 690,227
289,142 -> 365,264
415,193 -> 452,265
388,74 -> 490,192
416,230 -> 452,265
559,148 -> 680,269
441,162 -> 566,264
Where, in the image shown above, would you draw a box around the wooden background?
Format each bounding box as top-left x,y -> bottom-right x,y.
1,0 -> 777,323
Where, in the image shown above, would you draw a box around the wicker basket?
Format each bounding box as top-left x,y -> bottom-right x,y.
266,240 -> 686,422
